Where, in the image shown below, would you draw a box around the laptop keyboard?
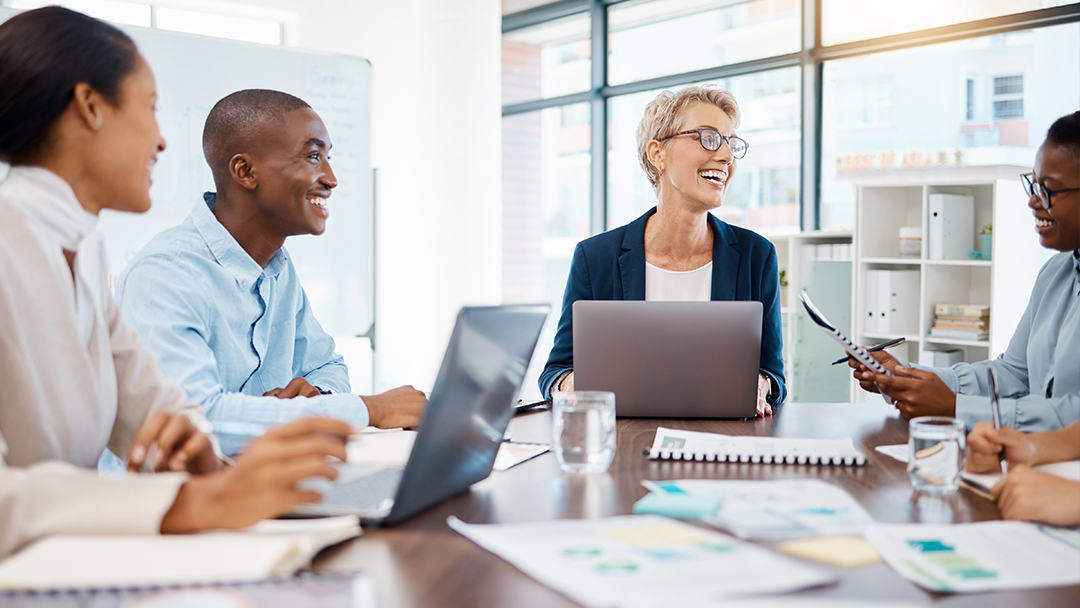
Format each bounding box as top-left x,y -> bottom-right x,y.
320,467 -> 404,511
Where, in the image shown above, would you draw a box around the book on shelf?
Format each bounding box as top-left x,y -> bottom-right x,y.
933,319 -> 990,331
929,327 -> 988,341
934,304 -> 989,318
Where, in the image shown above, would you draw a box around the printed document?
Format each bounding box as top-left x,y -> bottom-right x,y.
865,521 -> 1080,592
449,515 -> 835,608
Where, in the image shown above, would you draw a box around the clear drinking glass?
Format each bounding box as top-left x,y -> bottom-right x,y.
908,416 -> 966,494
552,391 -> 616,474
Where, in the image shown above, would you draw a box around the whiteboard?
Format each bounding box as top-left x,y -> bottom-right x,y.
0,7 -> 374,339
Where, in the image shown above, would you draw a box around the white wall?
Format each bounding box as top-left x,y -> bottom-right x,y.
220,0 -> 504,392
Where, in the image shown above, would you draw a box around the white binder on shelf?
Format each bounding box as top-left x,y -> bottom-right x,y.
878,270 -> 920,334
864,269 -> 880,334
928,194 -> 975,260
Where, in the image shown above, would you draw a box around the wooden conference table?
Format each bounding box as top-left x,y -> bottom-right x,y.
313,402 -> 1079,607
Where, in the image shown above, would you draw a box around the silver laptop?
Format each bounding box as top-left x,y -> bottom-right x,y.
293,304 -> 549,525
573,301 -> 761,419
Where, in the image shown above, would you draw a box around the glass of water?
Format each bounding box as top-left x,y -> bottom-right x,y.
908,416 -> 966,494
552,391 -> 616,474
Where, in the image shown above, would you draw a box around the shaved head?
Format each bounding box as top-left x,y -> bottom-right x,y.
202,89 -> 311,188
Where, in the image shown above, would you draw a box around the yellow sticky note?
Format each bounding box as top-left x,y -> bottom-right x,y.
601,522 -> 712,548
778,536 -> 881,567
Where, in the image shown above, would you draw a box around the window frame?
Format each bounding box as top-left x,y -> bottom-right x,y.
502,0 -> 1080,233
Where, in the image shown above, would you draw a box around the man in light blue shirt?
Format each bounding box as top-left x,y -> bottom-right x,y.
853,111 -> 1080,432
116,90 -> 424,455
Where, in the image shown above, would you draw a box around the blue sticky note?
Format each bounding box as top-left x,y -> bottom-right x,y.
632,493 -> 723,519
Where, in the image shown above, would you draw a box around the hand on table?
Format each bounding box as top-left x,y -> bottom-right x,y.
966,422 -> 1038,473
264,377 -> 322,398
756,374 -> 772,417
856,364 -> 956,420
160,417 -> 352,533
556,371 -> 574,393
991,464 -> 1080,527
362,385 -> 427,429
128,411 -> 222,474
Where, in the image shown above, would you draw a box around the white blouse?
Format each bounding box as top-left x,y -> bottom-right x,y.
0,167 -> 204,557
645,261 -> 713,302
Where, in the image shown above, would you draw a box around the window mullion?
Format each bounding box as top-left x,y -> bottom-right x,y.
590,0 -> 607,235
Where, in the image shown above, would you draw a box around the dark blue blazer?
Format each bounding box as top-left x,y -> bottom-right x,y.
539,207 -> 787,404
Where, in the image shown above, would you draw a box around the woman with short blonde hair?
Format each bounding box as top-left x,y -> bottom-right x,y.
540,84 -> 785,416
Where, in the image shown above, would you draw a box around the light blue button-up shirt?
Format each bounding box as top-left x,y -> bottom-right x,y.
922,250 -> 1080,432
115,193 -> 368,454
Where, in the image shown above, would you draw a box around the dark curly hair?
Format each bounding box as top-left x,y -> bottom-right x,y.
1045,110 -> 1080,160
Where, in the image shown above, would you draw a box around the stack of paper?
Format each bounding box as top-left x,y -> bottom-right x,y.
0,516 -> 361,591
449,514 -> 836,608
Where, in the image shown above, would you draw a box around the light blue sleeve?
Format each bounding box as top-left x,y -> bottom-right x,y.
116,256 -> 369,455
919,287 -> 1076,432
292,287 -> 351,394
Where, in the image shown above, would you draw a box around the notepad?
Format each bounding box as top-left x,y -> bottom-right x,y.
962,460 -> 1080,495
0,516 -> 361,591
646,427 -> 867,466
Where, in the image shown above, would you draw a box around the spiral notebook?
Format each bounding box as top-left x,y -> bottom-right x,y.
646,427 -> 867,466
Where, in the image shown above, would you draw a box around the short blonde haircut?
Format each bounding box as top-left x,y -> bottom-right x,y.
636,84 -> 741,193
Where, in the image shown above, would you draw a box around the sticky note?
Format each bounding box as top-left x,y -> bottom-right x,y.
778,536 -> 881,567
600,522 -> 713,548
632,493 -> 723,520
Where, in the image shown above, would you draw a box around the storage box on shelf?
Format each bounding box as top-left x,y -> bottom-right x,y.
767,230 -> 853,403
852,165 -> 1045,402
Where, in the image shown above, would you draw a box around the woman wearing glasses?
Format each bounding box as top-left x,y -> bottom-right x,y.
540,85 -> 785,417
852,111 -> 1080,433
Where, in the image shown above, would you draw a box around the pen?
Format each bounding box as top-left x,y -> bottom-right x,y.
989,367 -> 1007,474
830,337 -> 906,365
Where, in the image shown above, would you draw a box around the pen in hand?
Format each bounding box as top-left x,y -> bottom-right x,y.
989,367 -> 1008,474
831,337 -> 906,365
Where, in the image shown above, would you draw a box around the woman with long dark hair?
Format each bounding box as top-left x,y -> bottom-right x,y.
0,7 -> 349,557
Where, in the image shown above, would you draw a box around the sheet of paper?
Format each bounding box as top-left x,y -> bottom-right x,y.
624,599 -> 924,608
493,442 -> 550,472
778,536 -> 881,567
644,479 -> 875,540
347,429 -> 416,465
649,428 -> 865,465
449,515 -> 835,608
962,459 -> 1080,493
875,444 -> 909,463
865,521 -> 1080,593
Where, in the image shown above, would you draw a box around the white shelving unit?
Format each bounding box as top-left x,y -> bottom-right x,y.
769,230 -> 854,402
852,165 -> 1046,401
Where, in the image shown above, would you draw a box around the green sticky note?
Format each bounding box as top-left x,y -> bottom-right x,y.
632,493 -> 723,520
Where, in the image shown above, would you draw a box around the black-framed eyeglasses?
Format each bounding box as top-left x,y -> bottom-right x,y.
1021,172 -> 1080,211
658,128 -> 748,159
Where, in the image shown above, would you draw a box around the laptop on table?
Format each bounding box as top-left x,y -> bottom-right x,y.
573,301 -> 762,419
293,304 -> 549,525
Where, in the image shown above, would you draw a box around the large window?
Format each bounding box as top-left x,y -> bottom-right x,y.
819,23 -> 1080,230
503,0 -> 1080,265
